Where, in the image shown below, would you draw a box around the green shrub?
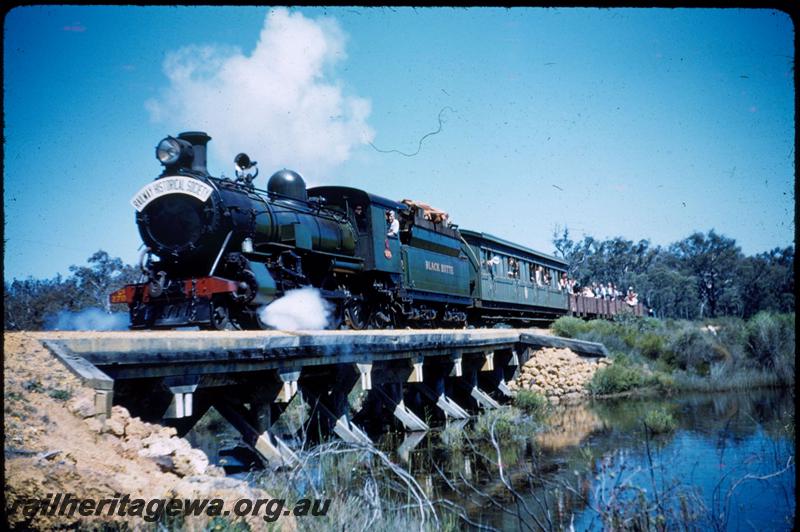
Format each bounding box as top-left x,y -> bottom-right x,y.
664,326 -> 716,372
587,358 -> 646,395
551,316 -> 589,338
472,407 -> 525,440
649,370 -> 676,392
440,422 -> 465,451
746,312 -> 795,384
47,388 -> 72,401
22,379 -> 44,393
640,317 -> 667,333
513,389 -> 548,420
707,316 -> 747,345
643,407 -> 677,434
576,326 -> 630,355
636,332 -> 667,360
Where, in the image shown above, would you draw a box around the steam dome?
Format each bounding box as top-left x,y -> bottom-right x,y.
267,169 -> 307,202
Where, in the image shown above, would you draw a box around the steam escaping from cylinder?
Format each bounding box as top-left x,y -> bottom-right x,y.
44,308 -> 129,331
258,287 -> 333,331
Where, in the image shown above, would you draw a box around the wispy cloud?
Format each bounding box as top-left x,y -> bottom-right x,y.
145,8 -> 373,182
62,22 -> 86,32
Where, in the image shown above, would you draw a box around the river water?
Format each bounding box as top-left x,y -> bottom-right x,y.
404,388 -> 795,530
189,387 -> 795,530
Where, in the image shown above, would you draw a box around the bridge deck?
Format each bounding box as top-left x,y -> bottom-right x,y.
36,329 -> 605,381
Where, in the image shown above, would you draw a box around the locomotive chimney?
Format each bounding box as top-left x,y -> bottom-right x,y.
178,131 -> 212,175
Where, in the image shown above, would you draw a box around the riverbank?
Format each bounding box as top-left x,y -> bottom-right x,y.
5,318 -> 793,530
550,312 -> 795,396
3,332 -> 295,530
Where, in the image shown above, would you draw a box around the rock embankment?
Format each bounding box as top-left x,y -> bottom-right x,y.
3,332 -> 295,531
508,347 -> 611,403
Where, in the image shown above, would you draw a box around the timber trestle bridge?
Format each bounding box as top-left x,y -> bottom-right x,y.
41,329 -> 607,467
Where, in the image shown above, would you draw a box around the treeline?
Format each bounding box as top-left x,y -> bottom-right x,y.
3,229 -> 795,330
4,251 -> 140,331
552,228 -> 794,319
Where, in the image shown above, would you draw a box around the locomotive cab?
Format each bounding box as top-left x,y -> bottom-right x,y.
307,186 -> 406,274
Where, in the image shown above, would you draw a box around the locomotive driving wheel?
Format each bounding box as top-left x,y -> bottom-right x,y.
210,302 -> 239,331
368,304 -> 395,329
344,299 -> 369,330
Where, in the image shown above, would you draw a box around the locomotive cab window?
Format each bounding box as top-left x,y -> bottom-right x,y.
351,204 -> 369,233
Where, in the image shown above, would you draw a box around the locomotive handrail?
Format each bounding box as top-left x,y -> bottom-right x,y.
252,241 -> 364,262
458,233 -> 481,273
208,230 -> 233,277
216,177 -> 350,225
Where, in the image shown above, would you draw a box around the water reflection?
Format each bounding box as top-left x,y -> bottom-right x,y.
188,389 -> 794,530
504,390 -> 793,530
397,388 -> 795,530
535,402 -> 605,451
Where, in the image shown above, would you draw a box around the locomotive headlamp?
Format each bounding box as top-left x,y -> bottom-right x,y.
156,137 -> 185,165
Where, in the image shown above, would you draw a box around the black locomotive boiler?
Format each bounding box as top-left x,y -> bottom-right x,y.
111,131 -> 643,329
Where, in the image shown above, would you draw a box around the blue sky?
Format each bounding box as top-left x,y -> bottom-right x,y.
3,7 -> 795,281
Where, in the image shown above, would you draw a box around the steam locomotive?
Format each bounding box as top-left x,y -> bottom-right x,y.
111,131 -> 641,329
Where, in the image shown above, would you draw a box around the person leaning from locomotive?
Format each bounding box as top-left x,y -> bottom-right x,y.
353,204 -> 368,232
386,210 -> 399,238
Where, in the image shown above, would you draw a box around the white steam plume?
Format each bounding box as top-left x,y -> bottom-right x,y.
259,287 -> 333,331
145,8 -> 374,181
45,308 -> 129,331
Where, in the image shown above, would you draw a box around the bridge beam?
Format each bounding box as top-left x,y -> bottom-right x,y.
413,380 -> 470,420
277,370 -> 300,403
212,397 -> 297,468
397,430 -> 427,463
470,386 -> 501,409
356,363 -> 373,390
163,378 -> 200,419
372,383 -> 429,432
299,365 -> 372,445
494,347 -> 521,397
245,377 -> 287,434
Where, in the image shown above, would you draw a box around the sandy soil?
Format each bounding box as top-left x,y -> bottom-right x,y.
3,332 -> 295,530
4,327 -> 554,528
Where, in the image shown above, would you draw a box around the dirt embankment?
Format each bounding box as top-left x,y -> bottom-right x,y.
3,332 -> 295,530
508,347 -> 611,403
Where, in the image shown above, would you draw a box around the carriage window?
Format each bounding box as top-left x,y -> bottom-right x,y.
507,257 -> 520,279
531,264 -> 544,286
482,249 -> 500,277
